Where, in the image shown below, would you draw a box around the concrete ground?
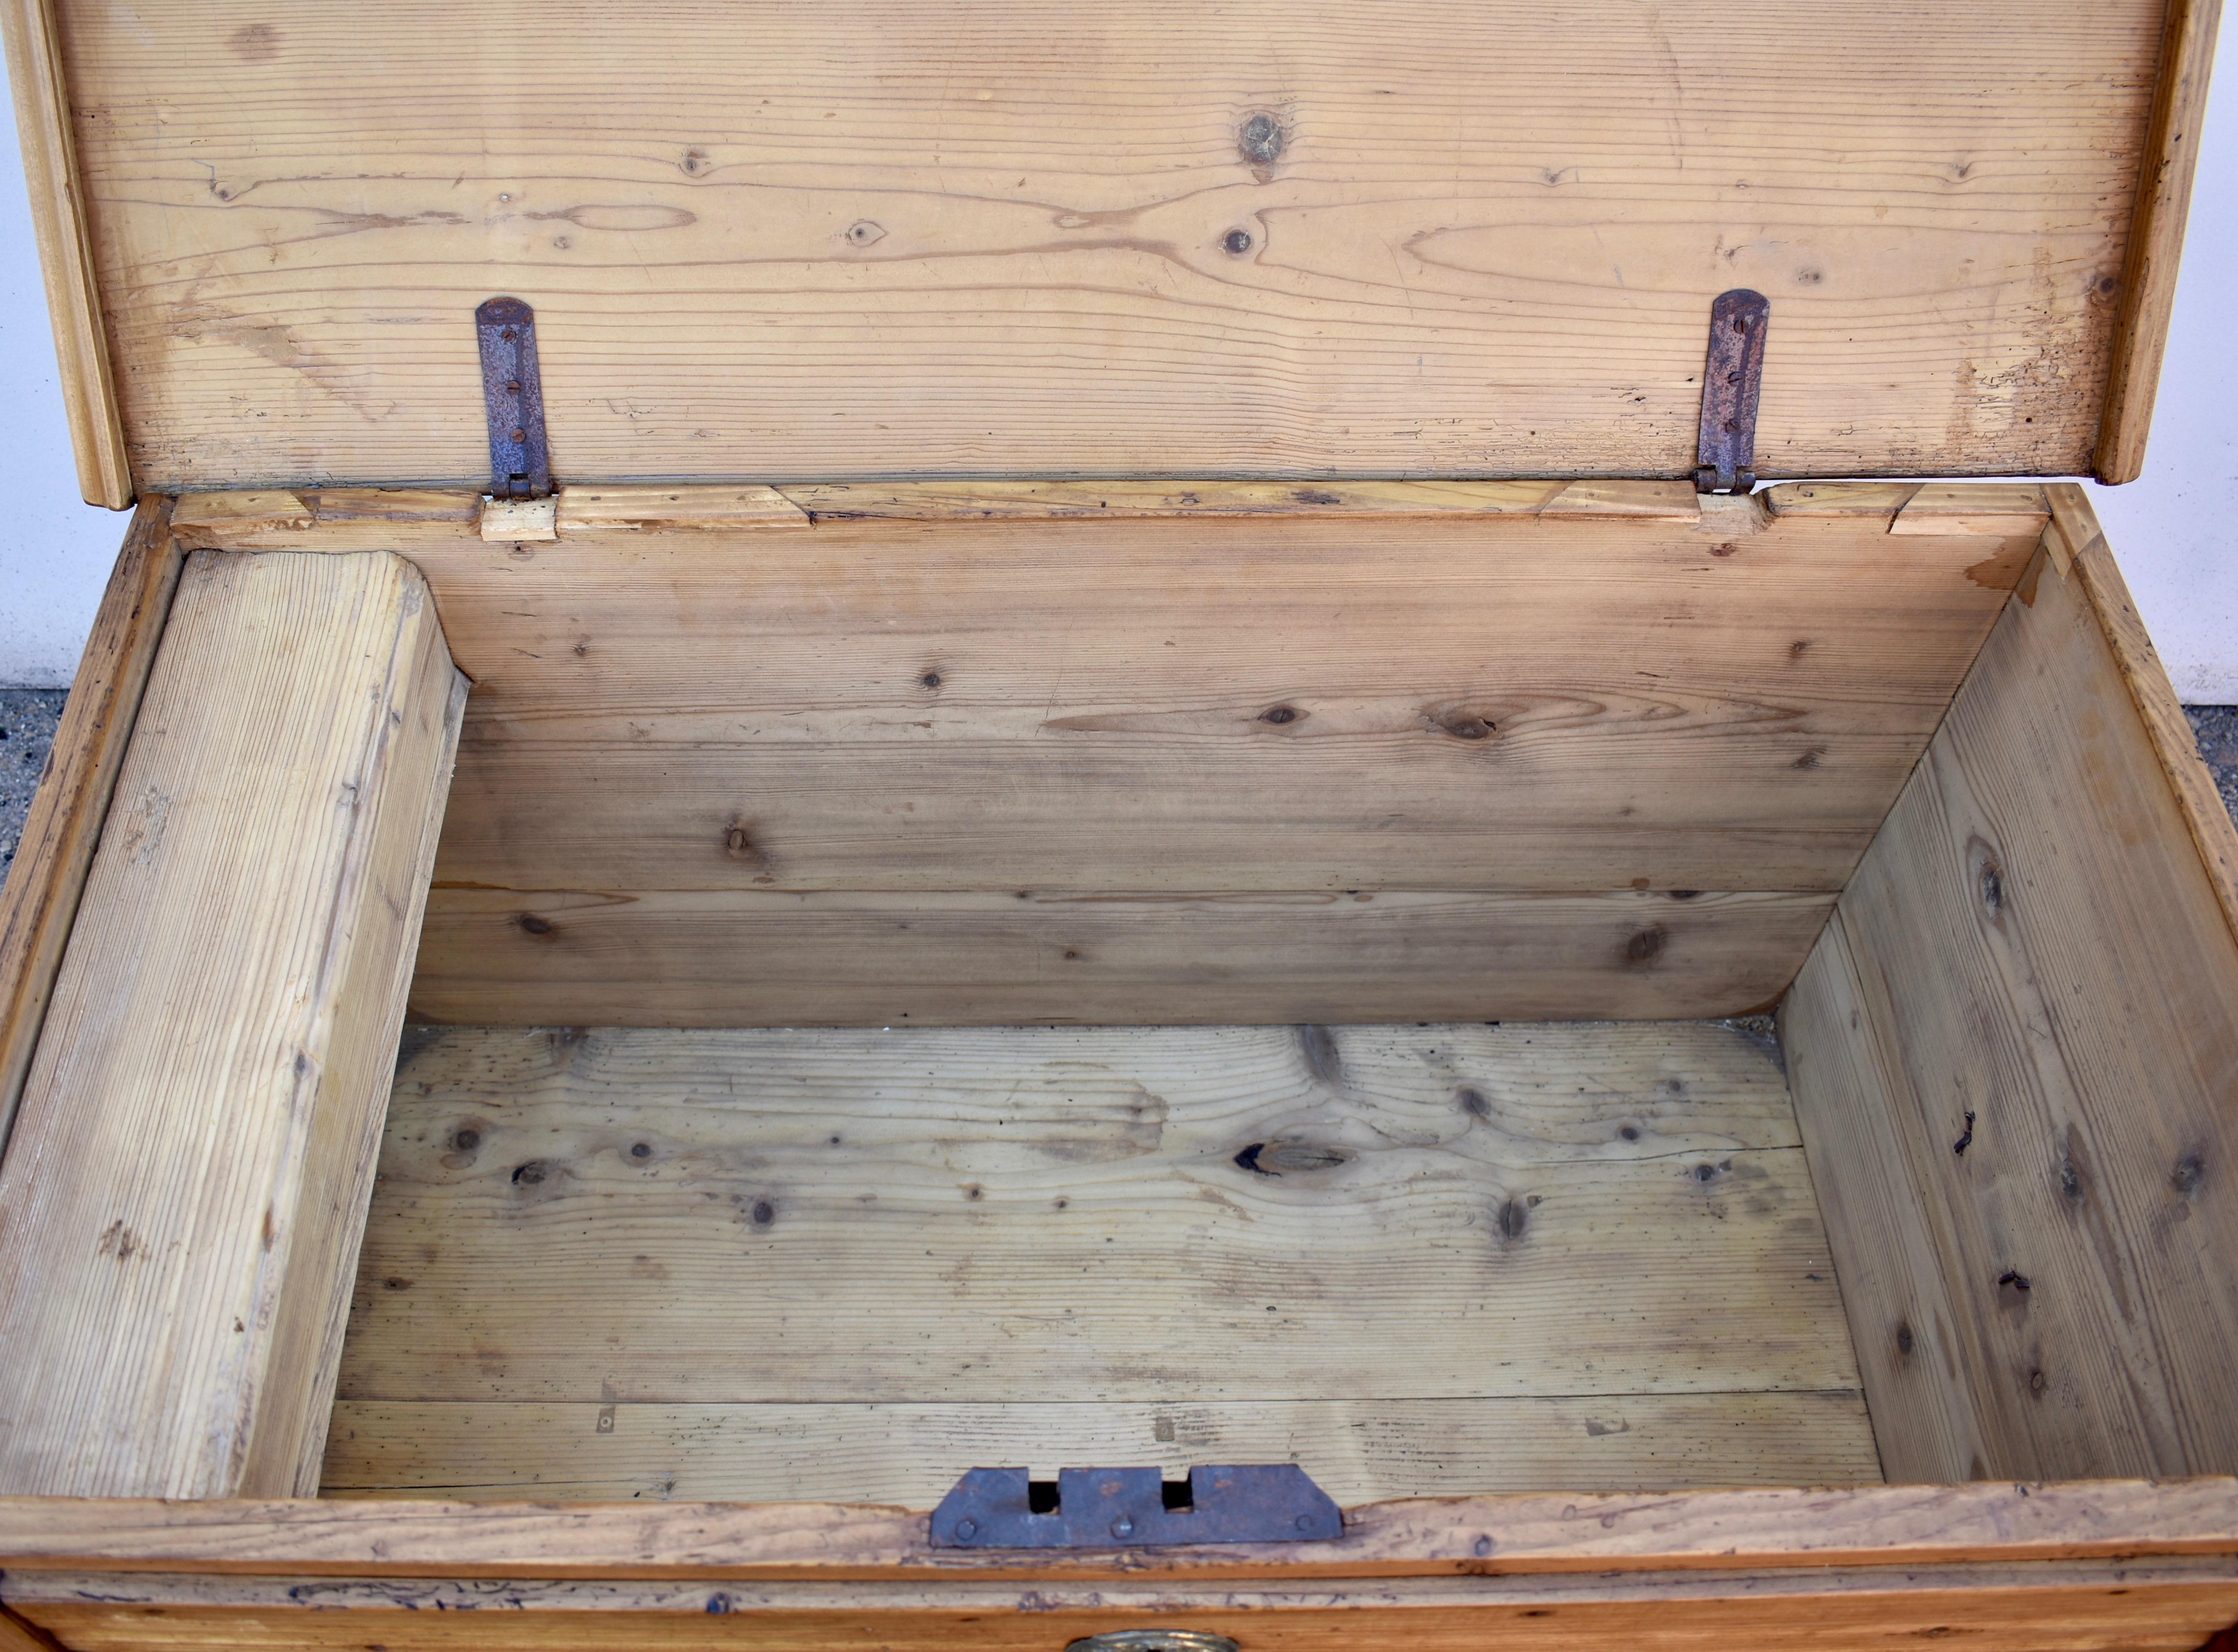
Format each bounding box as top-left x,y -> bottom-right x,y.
0,688 -> 62,884
5,686 -> 2238,887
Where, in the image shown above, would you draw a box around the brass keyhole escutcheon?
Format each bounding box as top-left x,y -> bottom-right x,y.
1064,1634 -> 1240,1652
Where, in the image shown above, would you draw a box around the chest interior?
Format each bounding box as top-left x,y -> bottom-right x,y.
0,2 -> 2233,1620
27,473 -> 2211,1516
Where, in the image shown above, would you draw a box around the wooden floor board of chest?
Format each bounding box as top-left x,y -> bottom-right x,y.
2,0 -> 2236,1646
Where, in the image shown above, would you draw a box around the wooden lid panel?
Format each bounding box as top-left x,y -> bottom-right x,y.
50,0 -> 2176,490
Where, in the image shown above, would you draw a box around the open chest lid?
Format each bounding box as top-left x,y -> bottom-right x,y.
5,0 -> 2219,509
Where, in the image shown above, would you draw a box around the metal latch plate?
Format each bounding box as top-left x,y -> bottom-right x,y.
1695,287 -> 1770,494
932,1465 -> 1342,1548
476,295 -> 551,500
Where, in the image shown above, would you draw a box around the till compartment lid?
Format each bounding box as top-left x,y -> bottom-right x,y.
8,0 -> 2216,505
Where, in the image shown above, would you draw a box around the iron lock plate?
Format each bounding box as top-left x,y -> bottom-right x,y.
931,1465 -> 1342,1548
476,295 -> 551,500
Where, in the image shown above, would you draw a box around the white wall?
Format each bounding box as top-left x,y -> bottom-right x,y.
3,36 -> 2234,697
0,45 -> 113,690
2085,16 -> 2238,703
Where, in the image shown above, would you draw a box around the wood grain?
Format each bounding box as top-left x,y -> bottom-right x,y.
0,0 -> 129,506
171,489 -> 312,535
1762,481 -> 1920,518
4,1478 -> 2237,1581
337,1023 -> 1860,1417
170,489 -> 482,551
13,1559 -> 2238,1652
1539,480 -> 1702,520
408,510 -> 2016,901
0,1607 -> 60,1652
1889,483 -> 2050,537
2096,0 -> 2227,482
323,1392 -> 1880,1505
1783,538 -> 2238,1482
783,479 -> 1565,521
1779,917 -> 1989,1484
44,0 -> 2178,488
398,505 -> 2014,1021
0,551 -> 467,1498
556,485 -> 808,533
476,497 -> 555,542
0,500 -> 177,1154
407,887 -> 1831,1026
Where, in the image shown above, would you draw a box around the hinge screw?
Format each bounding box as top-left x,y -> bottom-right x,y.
1111,1517 -> 1136,1539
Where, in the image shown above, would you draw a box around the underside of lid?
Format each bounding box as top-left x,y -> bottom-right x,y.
8,0 -> 2219,500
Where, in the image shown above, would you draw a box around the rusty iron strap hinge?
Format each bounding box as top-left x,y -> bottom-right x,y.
476,296 -> 551,500
1695,288 -> 1769,494
931,1465 -> 1341,1549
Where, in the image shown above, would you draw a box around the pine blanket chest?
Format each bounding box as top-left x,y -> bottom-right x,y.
1,1 -> 2236,1647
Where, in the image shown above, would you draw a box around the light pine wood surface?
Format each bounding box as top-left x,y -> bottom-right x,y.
38,0 -> 2181,490
0,500 -> 177,1150
330,1022 -> 1868,1504
1783,537 -> 2238,1483
291,497 -> 2024,1025
157,485 -> 2026,1024
783,478 -> 1571,521
13,1561 -> 2238,1652
392,507 -> 2030,899
0,550 -> 467,1499
4,1477 -> 2237,1580
323,1393 -> 1879,1507
0,1607 -> 59,1652
405,887 -> 1833,1027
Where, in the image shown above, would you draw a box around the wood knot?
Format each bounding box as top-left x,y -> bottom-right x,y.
1234,1139 -> 1353,1176
1967,836 -> 2004,918
1624,924 -> 1667,965
516,912 -> 555,937
1224,228 -> 1254,254
227,21 -> 279,61
1260,704 -> 1302,725
1238,111 -> 1287,166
